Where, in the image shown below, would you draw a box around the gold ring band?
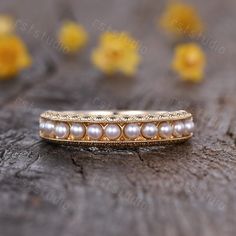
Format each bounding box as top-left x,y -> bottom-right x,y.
39,110 -> 194,146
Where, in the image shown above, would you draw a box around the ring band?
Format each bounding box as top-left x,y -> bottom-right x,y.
39,110 -> 194,145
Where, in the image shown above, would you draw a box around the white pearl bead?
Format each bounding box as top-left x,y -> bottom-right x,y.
124,123 -> 140,139
142,123 -> 158,139
70,123 -> 85,139
44,120 -> 55,137
173,121 -> 185,137
105,124 -> 121,140
184,119 -> 194,135
158,122 -> 173,139
55,122 -> 70,139
87,124 -> 103,140
39,119 -> 45,133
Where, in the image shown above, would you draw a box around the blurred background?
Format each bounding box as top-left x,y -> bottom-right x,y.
0,0 -> 234,114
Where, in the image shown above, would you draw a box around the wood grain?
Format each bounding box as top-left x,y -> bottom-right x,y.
0,0 -> 236,236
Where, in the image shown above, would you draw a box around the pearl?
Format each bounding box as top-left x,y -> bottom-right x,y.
142,123 -> 158,139
70,123 -> 85,139
184,119 -> 194,135
105,124 -> 121,140
55,122 -> 70,139
39,119 -> 45,133
87,124 -> 103,140
158,122 -> 173,139
173,121 -> 185,137
124,123 -> 140,139
44,120 -> 55,137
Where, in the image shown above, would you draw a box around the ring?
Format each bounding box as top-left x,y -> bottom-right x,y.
39,110 -> 194,145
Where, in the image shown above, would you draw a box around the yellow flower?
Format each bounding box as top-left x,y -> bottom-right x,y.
58,21 -> 88,53
92,32 -> 141,76
0,34 -> 32,79
172,43 -> 206,82
159,2 -> 204,37
0,15 -> 14,35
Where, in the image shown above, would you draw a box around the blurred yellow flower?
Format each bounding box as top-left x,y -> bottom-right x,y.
172,43 -> 206,82
58,21 -> 88,53
159,2 -> 204,37
0,35 -> 31,79
0,15 -> 14,35
92,32 -> 141,76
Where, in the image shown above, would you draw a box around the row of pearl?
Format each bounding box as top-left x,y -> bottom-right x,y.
40,119 -> 194,141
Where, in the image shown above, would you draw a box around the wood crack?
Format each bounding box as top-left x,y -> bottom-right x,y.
71,157 -> 86,181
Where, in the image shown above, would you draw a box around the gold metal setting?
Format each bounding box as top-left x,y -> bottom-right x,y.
39,110 -> 194,145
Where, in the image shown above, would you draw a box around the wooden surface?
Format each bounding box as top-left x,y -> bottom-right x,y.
0,0 -> 236,236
